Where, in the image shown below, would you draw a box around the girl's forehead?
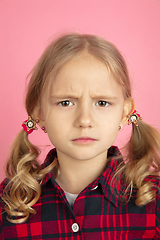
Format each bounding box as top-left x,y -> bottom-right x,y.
49,52 -> 124,98
53,51 -> 108,82
56,51 -> 103,71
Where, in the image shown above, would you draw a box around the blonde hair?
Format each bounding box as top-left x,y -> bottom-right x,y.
1,33 -> 160,223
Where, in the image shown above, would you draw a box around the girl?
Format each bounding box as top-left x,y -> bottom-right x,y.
0,33 -> 160,239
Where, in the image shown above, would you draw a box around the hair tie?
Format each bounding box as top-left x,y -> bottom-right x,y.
22,116 -> 39,134
127,110 -> 142,127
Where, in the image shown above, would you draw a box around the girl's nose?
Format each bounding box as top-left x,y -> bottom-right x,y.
74,103 -> 94,128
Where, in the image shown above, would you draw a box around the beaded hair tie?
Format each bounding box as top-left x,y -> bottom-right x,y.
127,110 -> 142,127
22,116 -> 39,134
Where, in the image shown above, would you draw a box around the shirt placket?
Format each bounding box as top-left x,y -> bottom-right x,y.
53,178 -> 84,239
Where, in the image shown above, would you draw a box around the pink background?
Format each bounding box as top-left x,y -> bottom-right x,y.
0,0 -> 160,182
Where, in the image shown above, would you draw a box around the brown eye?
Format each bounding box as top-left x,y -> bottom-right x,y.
96,101 -> 109,107
59,101 -> 73,107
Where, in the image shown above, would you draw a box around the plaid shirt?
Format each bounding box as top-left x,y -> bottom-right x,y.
0,146 -> 160,239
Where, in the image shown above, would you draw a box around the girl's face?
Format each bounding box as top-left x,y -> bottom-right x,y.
40,51 -> 132,163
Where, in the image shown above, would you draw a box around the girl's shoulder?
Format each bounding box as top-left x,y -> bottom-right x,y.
144,175 -> 160,186
142,175 -> 160,202
0,178 -> 9,203
0,179 -> 8,194
0,179 -> 7,220
148,175 -> 160,198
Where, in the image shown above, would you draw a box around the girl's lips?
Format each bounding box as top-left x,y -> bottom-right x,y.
72,138 -> 97,143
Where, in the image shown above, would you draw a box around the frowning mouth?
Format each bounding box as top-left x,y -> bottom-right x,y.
72,137 -> 97,143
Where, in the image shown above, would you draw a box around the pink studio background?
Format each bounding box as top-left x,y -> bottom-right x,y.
0,0 -> 160,182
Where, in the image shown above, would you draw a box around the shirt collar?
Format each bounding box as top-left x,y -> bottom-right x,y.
87,146 -> 122,207
41,146 -> 122,207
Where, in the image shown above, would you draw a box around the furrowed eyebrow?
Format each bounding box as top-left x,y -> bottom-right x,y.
50,94 -> 78,99
91,95 -> 118,100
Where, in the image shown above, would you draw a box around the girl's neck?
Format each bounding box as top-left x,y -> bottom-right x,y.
55,151 -> 108,194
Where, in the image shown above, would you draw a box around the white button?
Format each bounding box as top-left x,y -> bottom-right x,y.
71,223 -> 79,232
91,186 -> 98,191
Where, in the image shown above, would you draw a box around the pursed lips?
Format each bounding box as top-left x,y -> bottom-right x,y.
72,137 -> 97,143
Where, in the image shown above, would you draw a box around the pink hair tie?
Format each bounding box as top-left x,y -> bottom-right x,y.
127,110 -> 142,127
22,116 -> 39,134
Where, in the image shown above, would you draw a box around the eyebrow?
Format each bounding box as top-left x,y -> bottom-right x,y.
91,94 -> 118,100
50,94 -> 79,99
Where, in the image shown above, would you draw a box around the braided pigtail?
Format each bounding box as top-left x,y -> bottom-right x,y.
122,119 -> 160,205
2,129 -> 57,223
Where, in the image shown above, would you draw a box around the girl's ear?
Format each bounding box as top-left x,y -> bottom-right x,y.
120,97 -> 135,129
32,106 -> 45,129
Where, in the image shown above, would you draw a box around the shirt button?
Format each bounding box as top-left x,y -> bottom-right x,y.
71,223 -> 79,232
91,185 -> 98,191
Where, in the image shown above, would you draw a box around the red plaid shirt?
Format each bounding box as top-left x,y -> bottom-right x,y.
0,146 -> 160,239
